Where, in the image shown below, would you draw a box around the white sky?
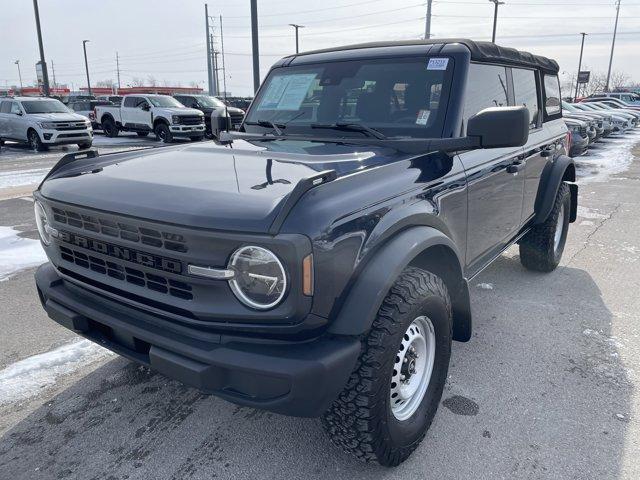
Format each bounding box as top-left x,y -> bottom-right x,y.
1,0 -> 639,96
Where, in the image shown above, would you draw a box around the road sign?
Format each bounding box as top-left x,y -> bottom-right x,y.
577,71 -> 591,84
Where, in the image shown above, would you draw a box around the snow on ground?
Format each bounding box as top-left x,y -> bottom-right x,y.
0,226 -> 48,282
0,167 -> 49,189
0,340 -> 114,406
575,130 -> 640,184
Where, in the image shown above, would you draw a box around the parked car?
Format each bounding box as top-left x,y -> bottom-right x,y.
223,96 -> 253,110
562,101 -> 613,136
94,94 -> 205,143
563,117 -> 590,156
95,95 -> 123,105
588,91 -> 640,105
173,94 -> 245,138
0,96 -> 92,151
68,99 -> 113,129
34,39 -> 577,466
573,102 -> 635,132
582,97 -> 640,114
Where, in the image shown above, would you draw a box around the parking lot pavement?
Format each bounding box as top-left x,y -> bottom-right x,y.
0,134 -> 639,479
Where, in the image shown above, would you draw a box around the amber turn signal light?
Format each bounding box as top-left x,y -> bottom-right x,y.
302,254 -> 314,296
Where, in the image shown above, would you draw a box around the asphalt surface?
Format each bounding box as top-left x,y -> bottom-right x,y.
0,135 -> 639,479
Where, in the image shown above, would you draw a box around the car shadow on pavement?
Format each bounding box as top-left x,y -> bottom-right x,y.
0,256 -> 631,480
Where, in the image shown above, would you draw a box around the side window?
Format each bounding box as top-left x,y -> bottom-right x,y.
462,63 -> 508,132
0,101 -> 10,113
512,68 -> 540,129
543,74 -> 561,119
135,97 -> 149,109
123,96 -> 138,108
10,102 -> 22,115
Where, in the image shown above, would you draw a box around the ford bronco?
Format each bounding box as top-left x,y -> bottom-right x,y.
34,39 -> 577,466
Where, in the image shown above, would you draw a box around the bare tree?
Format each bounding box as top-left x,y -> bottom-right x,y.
147,75 -> 157,87
130,77 -> 145,87
610,71 -> 631,90
95,79 -> 114,88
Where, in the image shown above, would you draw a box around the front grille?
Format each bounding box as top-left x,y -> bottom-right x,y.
179,115 -> 204,125
229,113 -> 244,127
54,122 -> 88,130
58,133 -> 90,138
579,126 -> 587,136
59,245 -> 193,300
51,207 -> 188,254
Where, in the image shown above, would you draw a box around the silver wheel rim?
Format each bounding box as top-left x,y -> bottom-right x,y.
554,204 -> 565,253
390,316 -> 436,421
29,132 -> 38,150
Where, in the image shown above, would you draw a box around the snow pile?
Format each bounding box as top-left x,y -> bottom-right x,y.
0,340 -> 114,406
0,168 -> 49,189
575,131 -> 640,184
0,226 -> 48,281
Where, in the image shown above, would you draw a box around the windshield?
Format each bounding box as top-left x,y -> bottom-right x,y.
22,99 -> 69,114
194,95 -> 225,108
147,95 -> 184,108
244,57 -> 453,139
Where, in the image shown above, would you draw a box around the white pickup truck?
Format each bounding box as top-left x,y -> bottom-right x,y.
94,94 -> 205,143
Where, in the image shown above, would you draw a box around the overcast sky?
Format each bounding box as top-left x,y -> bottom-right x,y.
1,0 -> 639,96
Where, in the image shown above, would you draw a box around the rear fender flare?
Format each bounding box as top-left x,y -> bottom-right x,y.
328,226 -> 472,342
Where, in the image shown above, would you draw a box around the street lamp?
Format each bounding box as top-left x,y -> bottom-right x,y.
489,0 -> 505,43
574,33 -> 587,102
289,24 -> 305,54
82,40 -> 92,96
14,60 -> 23,89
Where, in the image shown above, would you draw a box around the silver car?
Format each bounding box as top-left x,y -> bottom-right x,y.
0,96 -> 93,151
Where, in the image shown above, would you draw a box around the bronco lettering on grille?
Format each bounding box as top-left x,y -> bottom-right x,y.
57,230 -> 182,274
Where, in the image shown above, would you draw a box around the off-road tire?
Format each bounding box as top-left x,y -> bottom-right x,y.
322,267 -> 452,466
102,117 -> 119,138
77,142 -> 92,150
519,182 -> 571,272
154,123 -> 173,143
136,131 -> 150,137
28,129 -> 46,152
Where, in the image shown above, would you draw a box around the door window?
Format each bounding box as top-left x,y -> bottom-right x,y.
123,96 -> 138,108
462,63 -> 509,133
0,101 -> 10,113
10,102 -> 22,115
512,68 -> 540,129
543,74 -> 561,119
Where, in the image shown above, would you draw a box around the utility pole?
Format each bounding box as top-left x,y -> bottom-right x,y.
220,15 -> 227,99
51,61 -> 57,90
205,4 -> 216,95
32,0 -> 50,96
289,24 -> 305,53
573,33 -> 587,102
425,0 -> 433,39
14,60 -> 23,89
250,0 -> 260,93
82,40 -> 92,96
116,52 -> 121,92
605,0 -> 621,92
489,0 -> 505,43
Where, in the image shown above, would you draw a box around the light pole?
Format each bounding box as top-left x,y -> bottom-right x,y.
250,0 -> 260,94
32,0 -> 50,95
425,0 -> 433,39
605,0 -> 621,92
14,60 -> 23,89
489,0 -> 505,43
574,33 -> 587,102
289,24 -> 305,53
82,40 -> 92,96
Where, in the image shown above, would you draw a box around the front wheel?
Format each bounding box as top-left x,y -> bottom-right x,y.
102,117 -> 118,138
519,182 -> 571,272
28,129 -> 46,152
322,267 -> 452,466
154,123 -> 173,143
77,142 -> 92,150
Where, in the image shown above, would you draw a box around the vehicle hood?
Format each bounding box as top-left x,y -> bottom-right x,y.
40,138 -> 404,233
28,112 -> 88,122
161,107 -> 204,116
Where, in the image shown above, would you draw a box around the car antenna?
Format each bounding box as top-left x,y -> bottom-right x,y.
220,14 -> 229,133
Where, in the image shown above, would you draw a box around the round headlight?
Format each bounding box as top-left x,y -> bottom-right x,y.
34,200 -> 51,246
228,246 -> 287,310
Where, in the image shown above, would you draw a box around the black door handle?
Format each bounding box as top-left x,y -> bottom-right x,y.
507,161 -> 525,174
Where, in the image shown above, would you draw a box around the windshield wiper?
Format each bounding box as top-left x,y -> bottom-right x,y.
244,119 -> 284,136
310,122 -> 386,139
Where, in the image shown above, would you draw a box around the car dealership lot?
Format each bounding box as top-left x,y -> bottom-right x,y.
0,133 -> 639,479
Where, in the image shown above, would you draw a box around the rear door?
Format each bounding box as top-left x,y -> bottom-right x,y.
0,101 -> 10,137
457,63 -> 525,274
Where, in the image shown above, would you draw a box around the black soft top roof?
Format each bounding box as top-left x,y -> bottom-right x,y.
293,38 -> 560,75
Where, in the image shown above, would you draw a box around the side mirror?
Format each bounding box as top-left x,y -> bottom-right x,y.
16,111 -> 23,116
467,106 -> 529,148
141,104 -> 150,111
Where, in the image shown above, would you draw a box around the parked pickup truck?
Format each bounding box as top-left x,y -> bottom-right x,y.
95,94 -> 205,143
34,39 -> 577,466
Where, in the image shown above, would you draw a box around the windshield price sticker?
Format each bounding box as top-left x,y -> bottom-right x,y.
416,110 -> 431,125
427,58 -> 449,70
258,74 -> 317,111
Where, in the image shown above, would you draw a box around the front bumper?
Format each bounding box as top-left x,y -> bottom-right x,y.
41,127 -> 93,145
169,124 -> 205,136
35,262 -> 360,417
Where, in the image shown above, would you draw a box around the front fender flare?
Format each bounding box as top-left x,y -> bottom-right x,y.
534,155 -> 577,224
328,226 -> 471,341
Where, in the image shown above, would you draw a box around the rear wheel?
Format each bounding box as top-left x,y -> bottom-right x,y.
28,129 -> 46,152
154,123 -> 173,143
519,182 -> 571,272
102,117 -> 118,138
322,267 -> 452,466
